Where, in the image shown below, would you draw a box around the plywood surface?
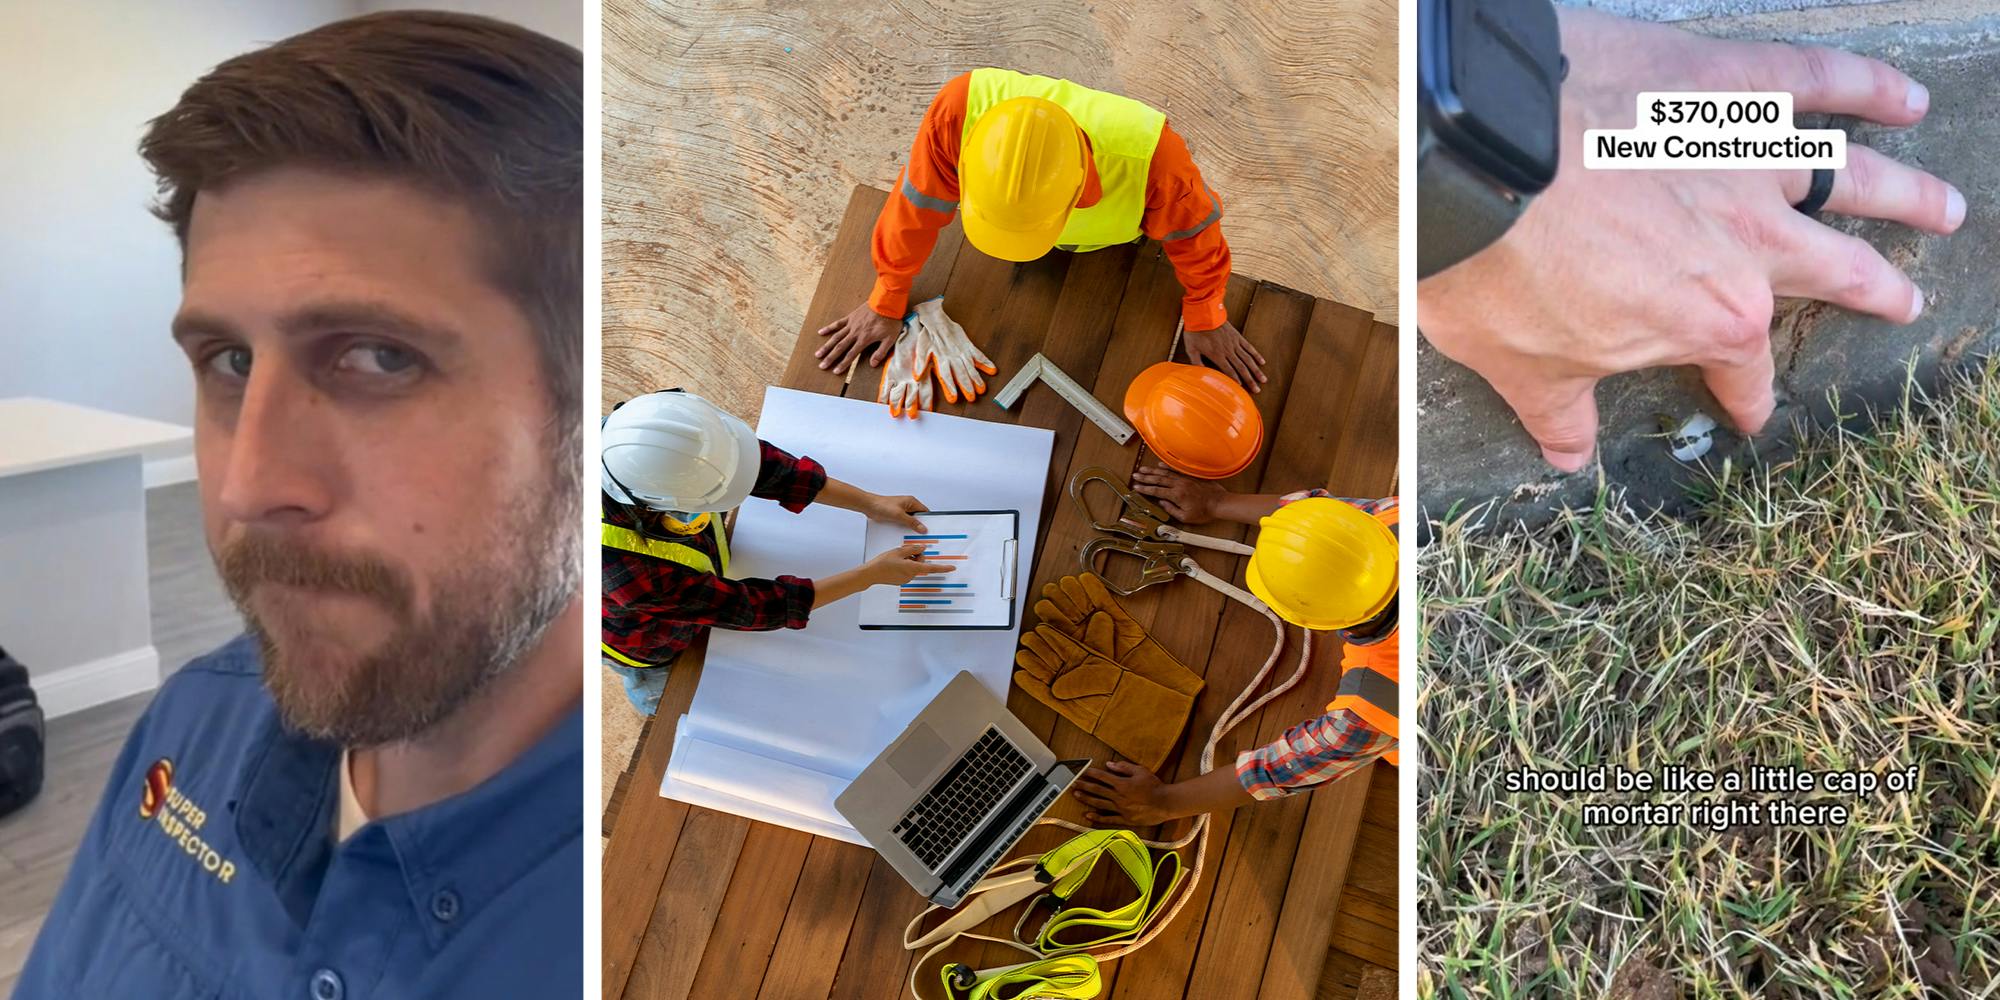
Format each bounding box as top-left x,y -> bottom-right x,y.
601,185 -> 1399,1000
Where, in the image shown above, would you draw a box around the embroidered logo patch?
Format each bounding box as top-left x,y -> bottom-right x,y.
140,759 -> 173,819
136,757 -> 237,884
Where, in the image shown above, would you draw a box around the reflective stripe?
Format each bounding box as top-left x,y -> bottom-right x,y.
600,523 -> 718,575
1334,664 -> 1397,715
1331,663 -> 1397,740
600,642 -> 650,668
712,514 -> 731,573
901,177 -> 957,215
1159,182 -> 1221,242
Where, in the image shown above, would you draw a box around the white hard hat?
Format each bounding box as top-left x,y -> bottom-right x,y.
601,391 -> 760,513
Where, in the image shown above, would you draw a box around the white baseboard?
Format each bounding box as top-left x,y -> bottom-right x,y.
144,453 -> 198,489
35,646 -> 160,719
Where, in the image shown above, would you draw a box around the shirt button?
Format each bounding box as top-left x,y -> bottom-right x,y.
310,968 -> 344,1000
430,888 -> 462,923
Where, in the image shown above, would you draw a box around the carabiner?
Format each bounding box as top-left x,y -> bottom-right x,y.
1078,536 -> 1188,595
1068,466 -> 1172,542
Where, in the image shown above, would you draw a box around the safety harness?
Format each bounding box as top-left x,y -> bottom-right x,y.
901,471 -> 1317,999
599,510 -> 730,668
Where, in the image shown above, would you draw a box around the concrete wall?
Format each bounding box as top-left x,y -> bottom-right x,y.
1571,0 -> 1897,22
1421,1 -> 2000,528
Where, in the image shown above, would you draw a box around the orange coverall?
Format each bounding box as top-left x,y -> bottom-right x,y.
868,72 -> 1233,332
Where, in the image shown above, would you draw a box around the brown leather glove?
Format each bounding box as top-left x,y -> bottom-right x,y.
1013,573 -> 1204,772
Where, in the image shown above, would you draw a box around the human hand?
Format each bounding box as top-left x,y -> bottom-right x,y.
1072,761 -> 1178,827
861,542 -> 952,588
816,302 -> 902,374
1129,465 -> 1224,523
1181,319 -> 1267,392
861,493 -> 928,533
1417,7 -> 1964,472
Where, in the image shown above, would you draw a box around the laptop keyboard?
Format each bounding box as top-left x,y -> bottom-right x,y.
892,728 -> 1033,871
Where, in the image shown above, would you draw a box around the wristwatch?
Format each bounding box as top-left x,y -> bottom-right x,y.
1417,0 -> 1566,278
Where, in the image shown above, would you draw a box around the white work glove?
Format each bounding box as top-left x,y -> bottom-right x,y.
877,315 -> 935,419
909,297 -> 997,404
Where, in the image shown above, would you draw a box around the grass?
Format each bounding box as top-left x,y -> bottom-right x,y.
1418,359 -> 2000,999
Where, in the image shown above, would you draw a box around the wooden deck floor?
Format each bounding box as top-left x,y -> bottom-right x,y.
601,184 -> 1399,1000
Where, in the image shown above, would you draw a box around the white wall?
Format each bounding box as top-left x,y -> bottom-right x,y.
0,0 -> 577,484
355,0 -> 583,47
0,1 -> 349,477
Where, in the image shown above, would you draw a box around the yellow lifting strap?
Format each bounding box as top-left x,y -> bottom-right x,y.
904,521 -> 1339,1000
906,829 -> 1188,1000
940,955 -> 1101,1000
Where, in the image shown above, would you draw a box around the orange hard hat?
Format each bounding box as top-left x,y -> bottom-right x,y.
1122,362 -> 1263,479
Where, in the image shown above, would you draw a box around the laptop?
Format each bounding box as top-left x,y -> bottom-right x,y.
837,671 -> 1087,907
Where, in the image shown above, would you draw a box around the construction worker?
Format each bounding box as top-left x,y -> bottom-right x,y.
1070,466 -> 1397,825
601,390 -> 952,714
815,68 -> 1268,396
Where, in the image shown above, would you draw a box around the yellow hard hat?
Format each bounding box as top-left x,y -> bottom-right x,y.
1246,497 -> 1398,631
960,97 -> 1086,262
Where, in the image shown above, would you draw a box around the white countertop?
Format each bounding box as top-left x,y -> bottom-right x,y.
0,397 -> 193,479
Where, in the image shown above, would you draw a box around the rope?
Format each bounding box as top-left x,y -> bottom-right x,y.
1032,560 -> 1311,959
906,556 -> 1313,997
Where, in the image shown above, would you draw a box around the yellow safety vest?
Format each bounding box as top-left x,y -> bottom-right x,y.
600,510 -> 730,668
963,68 -> 1166,253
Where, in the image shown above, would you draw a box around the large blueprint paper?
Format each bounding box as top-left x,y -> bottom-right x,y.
661,387 -> 1054,842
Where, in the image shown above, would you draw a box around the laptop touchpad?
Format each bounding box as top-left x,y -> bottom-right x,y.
889,725 -> 952,786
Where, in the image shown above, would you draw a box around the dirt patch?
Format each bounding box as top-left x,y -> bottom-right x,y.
1942,324 -> 1985,364
1856,901 -> 1963,994
1608,957 -> 1676,1000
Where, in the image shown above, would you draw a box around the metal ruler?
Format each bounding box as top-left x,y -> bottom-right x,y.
992,353 -> 1135,445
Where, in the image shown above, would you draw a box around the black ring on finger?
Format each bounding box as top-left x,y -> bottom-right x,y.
1794,168 -> 1835,216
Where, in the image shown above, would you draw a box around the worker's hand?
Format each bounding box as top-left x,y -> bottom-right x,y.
1181,319 -> 1266,392
1129,465 -> 1223,524
861,541 -> 954,588
1072,761 -> 1177,827
1418,7 -> 1964,473
861,493 -> 929,533
817,303 -> 903,375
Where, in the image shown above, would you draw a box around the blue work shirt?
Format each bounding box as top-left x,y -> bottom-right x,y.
16,634 -> 582,999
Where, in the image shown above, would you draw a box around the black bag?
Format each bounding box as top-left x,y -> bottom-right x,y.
0,645 -> 46,819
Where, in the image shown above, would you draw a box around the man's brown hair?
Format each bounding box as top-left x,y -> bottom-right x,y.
138,11 -> 583,427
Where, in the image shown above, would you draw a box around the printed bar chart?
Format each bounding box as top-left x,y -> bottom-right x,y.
859,511 -> 1018,629
898,533 -> 975,613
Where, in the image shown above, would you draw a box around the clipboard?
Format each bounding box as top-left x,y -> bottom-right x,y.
857,509 -> 1020,630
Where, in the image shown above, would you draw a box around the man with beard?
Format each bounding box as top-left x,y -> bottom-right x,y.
16,13 -> 584,999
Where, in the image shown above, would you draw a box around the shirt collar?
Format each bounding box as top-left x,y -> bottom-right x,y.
234,689 -> 582,946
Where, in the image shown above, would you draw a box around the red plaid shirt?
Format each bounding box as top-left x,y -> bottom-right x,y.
601,442 -> 827,667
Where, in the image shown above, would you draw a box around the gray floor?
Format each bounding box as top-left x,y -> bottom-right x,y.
0,481 -> 240,993
144,481 -> 241,678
